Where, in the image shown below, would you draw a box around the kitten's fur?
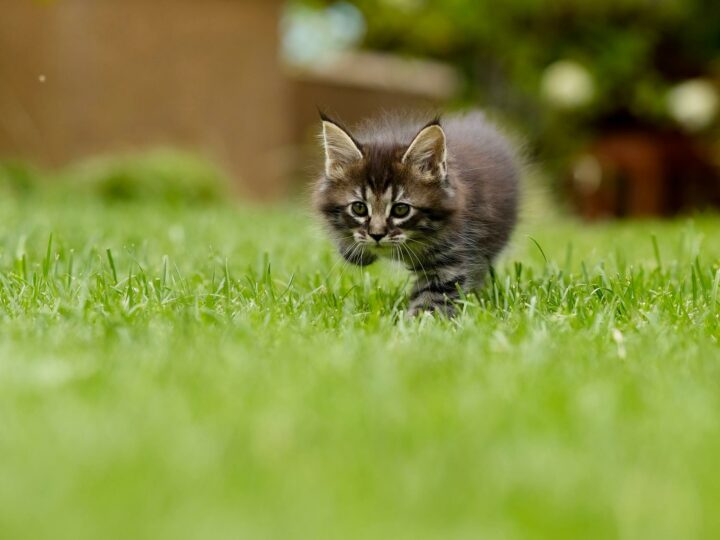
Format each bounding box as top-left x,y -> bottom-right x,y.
313,111 -> 519,316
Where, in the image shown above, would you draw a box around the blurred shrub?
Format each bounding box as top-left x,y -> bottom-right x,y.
0,150 -> 230,204
60,150 -> 229,204
0,161 -> 41,196
294,0 -> 720,168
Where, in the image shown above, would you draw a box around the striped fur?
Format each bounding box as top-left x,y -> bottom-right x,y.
313,111 -> 519,317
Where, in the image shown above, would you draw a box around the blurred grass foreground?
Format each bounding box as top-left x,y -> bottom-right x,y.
1,0 -> 720,538
0,164 -> 719,539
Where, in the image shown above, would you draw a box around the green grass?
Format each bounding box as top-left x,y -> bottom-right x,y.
0,191 -> 719,539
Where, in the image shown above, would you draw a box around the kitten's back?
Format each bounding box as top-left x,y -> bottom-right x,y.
444,111 -> 520,242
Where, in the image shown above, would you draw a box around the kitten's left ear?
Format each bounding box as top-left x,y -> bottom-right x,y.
402,120 -> 447,178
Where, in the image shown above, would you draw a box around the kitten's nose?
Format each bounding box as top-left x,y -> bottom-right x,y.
369,233 -> 385,243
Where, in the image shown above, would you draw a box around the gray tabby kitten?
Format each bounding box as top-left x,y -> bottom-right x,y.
313,111 -> 519,317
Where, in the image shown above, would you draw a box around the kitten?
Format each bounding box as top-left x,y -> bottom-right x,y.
313,111 -> 519,317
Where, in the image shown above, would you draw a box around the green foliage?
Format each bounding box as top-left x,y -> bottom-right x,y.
0,189 -> 719,538
350,0 -> 718,102
297,0 -> 720,166
0,161 -> 41,195
0,150 -> 230,204
58,150 -> 229,204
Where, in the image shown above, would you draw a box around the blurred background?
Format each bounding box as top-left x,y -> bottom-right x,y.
2,0 -> 720,218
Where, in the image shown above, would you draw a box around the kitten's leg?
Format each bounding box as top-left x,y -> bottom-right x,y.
408,267 -> 469,317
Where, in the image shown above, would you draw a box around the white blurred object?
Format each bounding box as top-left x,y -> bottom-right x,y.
541,60 -> 594,109
282,2 -> 366,66
667,79 -> 718,132
612,328 -> 626,360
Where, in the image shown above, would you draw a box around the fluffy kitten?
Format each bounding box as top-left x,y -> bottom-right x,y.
313,111 -> 519,317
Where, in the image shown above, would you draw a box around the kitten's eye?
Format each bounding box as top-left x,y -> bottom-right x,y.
351,201 -> 368,217
391,203 -> 411,218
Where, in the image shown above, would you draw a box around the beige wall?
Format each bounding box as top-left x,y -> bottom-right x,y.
0,0 -> 290,198
0,2 -> 458,199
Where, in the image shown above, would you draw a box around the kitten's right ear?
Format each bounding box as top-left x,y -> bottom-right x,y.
320,114 -> 363,177
402,119 -> 447,179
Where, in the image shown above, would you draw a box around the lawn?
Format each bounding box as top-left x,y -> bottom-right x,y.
0,186 -> 719,539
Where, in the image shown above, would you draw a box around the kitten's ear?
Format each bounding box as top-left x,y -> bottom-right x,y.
321,115 -> 363,177
402,121 -> 447,178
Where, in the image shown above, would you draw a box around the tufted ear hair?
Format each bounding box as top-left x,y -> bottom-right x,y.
402,119 -> 447,178
320,112 -> 363,177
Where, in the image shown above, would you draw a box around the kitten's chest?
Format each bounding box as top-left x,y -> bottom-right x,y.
369,245 -> 415,266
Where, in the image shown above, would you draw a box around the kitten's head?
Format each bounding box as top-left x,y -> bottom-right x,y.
313,113 -> 458,262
